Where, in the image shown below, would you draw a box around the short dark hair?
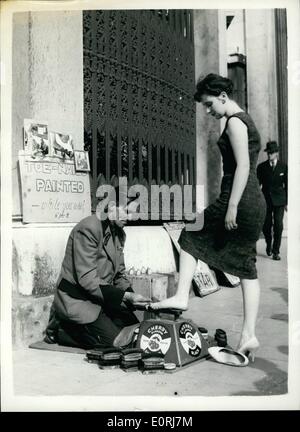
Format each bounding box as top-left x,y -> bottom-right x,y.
99,185 -> 138,210
194,73 -> 234,102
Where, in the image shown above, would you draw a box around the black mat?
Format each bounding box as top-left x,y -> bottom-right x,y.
29,340 -> 86,354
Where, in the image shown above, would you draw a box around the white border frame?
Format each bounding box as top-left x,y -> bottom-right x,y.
1,0 -> 300,412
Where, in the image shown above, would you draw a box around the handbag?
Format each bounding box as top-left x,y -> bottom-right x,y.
163,223 -> 220,297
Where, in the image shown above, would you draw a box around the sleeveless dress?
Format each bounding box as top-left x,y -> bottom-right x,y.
178,112 -> 266,280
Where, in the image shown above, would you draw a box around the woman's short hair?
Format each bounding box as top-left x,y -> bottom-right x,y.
194,73 -> 234,102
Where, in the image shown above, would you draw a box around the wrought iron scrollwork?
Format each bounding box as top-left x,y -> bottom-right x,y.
83,9 -> 196,214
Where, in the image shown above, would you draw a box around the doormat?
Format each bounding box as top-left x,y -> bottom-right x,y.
29,340 -> 86,354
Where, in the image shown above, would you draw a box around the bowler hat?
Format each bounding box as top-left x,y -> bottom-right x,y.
264,141 -> 279,153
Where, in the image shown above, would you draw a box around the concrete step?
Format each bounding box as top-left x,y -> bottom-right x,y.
11,274 -> 178,349
12,294 -> 53,348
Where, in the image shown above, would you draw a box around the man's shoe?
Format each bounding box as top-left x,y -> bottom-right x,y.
113,324 -> 140,348
272,254 -> 281,261
266,245 -> 272,256
44,332 -> 57,344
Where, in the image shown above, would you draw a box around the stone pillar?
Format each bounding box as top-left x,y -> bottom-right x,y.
193,10 -> 223,206
275,9 -> 288,165
245,9 -> 278,164
11,10 -> 85,347
12,11 -> 84,216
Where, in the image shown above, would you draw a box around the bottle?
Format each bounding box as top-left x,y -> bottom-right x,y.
198,327 -> 208,340
214,328 -> 227,347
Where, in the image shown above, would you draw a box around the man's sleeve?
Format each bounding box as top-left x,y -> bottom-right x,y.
73,223 -> 127,307
99,283 -> 128,307
114,252 -> 133,292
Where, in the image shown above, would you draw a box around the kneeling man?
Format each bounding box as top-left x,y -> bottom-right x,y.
45,187 -> 148,349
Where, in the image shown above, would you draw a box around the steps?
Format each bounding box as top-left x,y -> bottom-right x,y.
12,294 -> 54,348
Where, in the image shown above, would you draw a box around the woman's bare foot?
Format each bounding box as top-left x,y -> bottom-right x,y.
150,295 -> 188,311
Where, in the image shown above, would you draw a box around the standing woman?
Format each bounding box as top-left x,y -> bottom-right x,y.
151,73 -> 266,361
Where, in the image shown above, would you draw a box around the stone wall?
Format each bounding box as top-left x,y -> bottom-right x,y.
11,10 -> 84,347
12,11 -> 84,216
245,9 -> 278,165
12,295 -> 54,349
193,10 -> 223,206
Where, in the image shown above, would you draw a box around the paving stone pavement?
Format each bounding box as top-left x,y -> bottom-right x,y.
10,239 -> 289,403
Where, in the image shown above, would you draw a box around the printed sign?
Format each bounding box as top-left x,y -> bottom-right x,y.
140,324 -> 171,355
19,152 -> 91,223
179,322 -> 202,357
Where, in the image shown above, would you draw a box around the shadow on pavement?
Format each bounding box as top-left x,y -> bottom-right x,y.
278,345 -> 288,355
230,356 -> 288,396
256,251 -> 270,258
271,287 -> 288,304
271,313 -> 288,322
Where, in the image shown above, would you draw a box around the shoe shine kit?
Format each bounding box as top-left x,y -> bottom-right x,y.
85,306 -> 236,372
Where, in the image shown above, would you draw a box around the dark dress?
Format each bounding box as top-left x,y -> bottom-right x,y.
179,112 -> 266,280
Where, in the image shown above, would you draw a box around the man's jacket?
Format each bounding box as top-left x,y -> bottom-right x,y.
53,215 -> 132,324
257,160 -> 288,207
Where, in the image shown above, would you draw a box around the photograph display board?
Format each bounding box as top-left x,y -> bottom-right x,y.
19,152 -> 91,223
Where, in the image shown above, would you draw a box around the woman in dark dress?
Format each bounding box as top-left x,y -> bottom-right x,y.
151,74 -> 266,361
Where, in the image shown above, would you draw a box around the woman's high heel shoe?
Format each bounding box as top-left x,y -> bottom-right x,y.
237,337 -> 259,363
208,347 -> 249,367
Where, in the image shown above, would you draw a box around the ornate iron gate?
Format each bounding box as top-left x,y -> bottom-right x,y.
83,10 -> 196,215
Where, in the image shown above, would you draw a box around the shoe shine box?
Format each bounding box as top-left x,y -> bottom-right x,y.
136,315 -> 209,367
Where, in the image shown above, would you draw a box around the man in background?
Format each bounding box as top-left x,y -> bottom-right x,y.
257,141 -> 288,261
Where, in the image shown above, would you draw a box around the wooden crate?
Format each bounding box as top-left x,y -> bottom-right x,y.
126,273 -> 168,301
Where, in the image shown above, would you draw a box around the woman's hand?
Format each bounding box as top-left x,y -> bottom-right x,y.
225,204 -> 238,231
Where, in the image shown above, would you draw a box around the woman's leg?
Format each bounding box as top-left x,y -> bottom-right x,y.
150,249 -> 197,310
237,278 -> 260,349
